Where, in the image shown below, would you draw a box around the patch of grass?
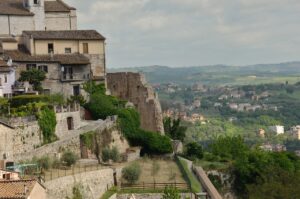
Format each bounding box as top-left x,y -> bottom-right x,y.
176,157 -> 202,193
101,187 -> 117,199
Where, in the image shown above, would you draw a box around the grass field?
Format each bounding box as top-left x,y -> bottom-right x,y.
129,158 -> 186,184
194,160 -> 230,171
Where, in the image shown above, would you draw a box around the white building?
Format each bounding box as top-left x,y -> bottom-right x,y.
269,125 -> 284,135
0,0 -> 77,36
0,60 -> 15,98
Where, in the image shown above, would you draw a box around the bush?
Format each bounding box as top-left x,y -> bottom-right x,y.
19,69 -> 46,92
37,156 -> 51,170
122,162 -> 141,184
111,147 -> 120,162
61,151 -> 77,167
102,148 -> 111,162
11,95 -> 48,107
162,186 -> 180,199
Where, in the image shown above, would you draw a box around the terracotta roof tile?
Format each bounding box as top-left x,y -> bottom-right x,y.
23,30 -> 105,40
4,49 -> 90,65
45,0 -> 75,12
0,180 -> 36,198
0,0 -> 34,16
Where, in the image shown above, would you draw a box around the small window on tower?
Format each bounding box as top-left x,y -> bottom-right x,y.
33,0 -> 39,5
65,48 -> 72,54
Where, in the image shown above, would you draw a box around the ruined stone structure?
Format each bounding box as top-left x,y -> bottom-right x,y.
107,72 -> 164,134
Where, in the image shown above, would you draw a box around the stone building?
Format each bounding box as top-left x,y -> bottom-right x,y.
2,30 -> 106,97
0,121 -> 15,163
107,72 -> 164,134
0,59 -> 15,98
0,0 -> 77,36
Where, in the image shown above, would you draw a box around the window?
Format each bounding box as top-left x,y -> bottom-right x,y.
33,0 -> 39,5
82,43 -> 89,54
26,64 -> 37,70
48,43 -> 54,54
38,65 -> 48,73
4,74 -> 7,83
73,85 -> 80,96
65,48 -> 72,54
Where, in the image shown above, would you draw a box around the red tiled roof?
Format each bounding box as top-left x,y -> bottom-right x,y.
23,30 -> 105,40
0,0 -> 34,16
45,0 -> 75,12
0,180 -> 37,198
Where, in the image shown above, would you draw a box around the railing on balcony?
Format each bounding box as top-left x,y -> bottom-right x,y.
61,73 -> 89,81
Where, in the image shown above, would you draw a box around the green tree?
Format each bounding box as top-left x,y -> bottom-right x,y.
185,142 -> 203,160
19,69 -> 46,92
162,186 -> 180,199
163,117 -> 187,141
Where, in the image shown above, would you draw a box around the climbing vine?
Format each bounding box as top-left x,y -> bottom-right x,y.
37,107 -> 57,144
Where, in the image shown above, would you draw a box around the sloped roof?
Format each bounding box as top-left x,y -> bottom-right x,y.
0,180 -> 38,198
45,0 -> 75,12
0,0 -> 34,16
5,49 -> 90,65
23,30 -> 105,40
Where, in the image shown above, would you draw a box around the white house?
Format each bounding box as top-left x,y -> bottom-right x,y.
269,125 -> 284,135
0,60 -> 15,98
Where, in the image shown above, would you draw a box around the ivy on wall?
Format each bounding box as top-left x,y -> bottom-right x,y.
37,107 -> 57,144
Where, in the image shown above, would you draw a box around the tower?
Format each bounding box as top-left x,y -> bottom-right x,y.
23,0 -> 46,31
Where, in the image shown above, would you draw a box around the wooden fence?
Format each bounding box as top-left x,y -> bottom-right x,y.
120,182 -> 190,191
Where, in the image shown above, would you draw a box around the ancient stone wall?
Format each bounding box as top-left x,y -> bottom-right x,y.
55,110 -> 82,139
0,124 -> 14,161
45,168 -> 115,199
107,72 -> 164,134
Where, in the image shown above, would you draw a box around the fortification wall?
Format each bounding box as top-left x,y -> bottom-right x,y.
107,72 -> 164,134
45,168 -> 115,199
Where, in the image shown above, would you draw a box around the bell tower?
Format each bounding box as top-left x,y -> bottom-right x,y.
23,0 -> 46,30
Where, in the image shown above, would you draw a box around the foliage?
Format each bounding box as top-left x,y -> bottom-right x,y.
11,95 -> 48,107
111,147 -> 120,162
162,186 -> 180,199
0,97 -> 9,115
164,117 -> 187,141
66,185 -> 83,199
37,156 -> 51,170
83,81 -> 106,95
37,107 -> 57,144
102,148 -> 111,162
185,142 -> 203,160
79,131 -> 95,150
47,94 -> 65,105
19,69 -> 46,92
67,95 -> 86,106
122,162 -> 141,184
61,151 -> 78,167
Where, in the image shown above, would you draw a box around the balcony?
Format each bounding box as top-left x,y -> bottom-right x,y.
61,73 -> 90,82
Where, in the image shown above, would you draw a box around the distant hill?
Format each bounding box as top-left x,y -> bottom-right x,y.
108,62 -> 300,86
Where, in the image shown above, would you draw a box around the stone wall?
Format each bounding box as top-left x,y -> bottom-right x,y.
55,110 -> 81,139
13,121 -> 43,156
0,124 -> 14,161
107,72 -> 164,134
0,15 -> 35,35
45,168 -> 115,199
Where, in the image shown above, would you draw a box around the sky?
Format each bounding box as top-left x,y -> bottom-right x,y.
65,0 -> 300,68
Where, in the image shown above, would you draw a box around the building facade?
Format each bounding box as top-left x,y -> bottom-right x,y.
0,0 -> 77,36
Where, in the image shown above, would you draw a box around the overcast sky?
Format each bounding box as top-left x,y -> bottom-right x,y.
65,0 -> 300,68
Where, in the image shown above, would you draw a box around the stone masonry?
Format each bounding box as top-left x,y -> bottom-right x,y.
107,72 -> 164,134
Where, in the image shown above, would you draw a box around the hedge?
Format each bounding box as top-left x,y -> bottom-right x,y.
11,95 -> 48,107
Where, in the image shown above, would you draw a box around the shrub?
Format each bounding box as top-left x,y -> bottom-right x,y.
37,156 -> 51,170
61,151 -> 77,167
102,148 -> 111,162
111,147 -> 120,162
122,162 -> 141,184
11,95 -> 48,107
162,186 -> 180,199
38,107 -> 57,144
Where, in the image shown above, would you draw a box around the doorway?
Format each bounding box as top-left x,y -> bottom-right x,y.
67,117 -> 74,130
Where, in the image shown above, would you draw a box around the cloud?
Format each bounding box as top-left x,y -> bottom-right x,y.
65,0 -> 300,67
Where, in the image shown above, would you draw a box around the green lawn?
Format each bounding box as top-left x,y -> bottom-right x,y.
176,157 -> 202,193
194,160 -> 229,171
